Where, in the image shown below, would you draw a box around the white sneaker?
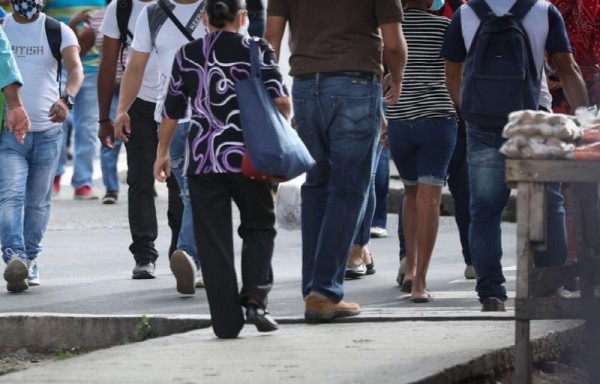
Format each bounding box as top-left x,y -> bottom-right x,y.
195,272 -> 205,288
370,227 -> 388,238
464,265 -> 476,280
170,250 -> 196,295
27,260 -> 40,286
4,257 -> 29,293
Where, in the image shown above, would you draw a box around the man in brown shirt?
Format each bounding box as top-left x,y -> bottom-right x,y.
265,0 -> 407,322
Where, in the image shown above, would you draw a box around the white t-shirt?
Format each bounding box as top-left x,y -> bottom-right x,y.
131,0 -> 206,122
100,0 -> 160,103
2,13 -> 79,132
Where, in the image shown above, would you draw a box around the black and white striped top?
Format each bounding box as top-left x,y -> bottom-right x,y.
385,9 -> 456,121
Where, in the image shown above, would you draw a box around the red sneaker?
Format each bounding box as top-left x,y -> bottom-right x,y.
52,176 -> 60,196
74,186 -> 99,200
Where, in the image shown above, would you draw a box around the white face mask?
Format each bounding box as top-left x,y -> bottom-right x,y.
11,0 -> 43,19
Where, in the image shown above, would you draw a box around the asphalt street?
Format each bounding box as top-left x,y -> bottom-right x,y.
1,170 -> 518,319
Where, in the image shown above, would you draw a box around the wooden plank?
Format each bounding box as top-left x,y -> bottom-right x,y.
515,183 -> 533,384
506,160 -> 600,183
529,264 -> 582,297
515,320 -> 532,384
514,298 -> 600,319
528,183 -> 546,244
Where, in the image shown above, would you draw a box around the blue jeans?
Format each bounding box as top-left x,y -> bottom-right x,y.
56,71 -> 99,189
388,117 -> 457,187
353,144 -> 382,246
467,125 -> 567,302
371,146 -> 389,229
101,85 -> 123,193
168,122 -> 199,268
447,135 -> 471,265
293,74 -> 381,302
0,126 -> 63,263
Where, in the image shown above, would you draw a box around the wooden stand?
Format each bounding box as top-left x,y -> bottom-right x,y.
506,159 -> 600,383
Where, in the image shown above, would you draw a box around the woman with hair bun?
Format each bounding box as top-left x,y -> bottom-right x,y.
154,0 -> 290,339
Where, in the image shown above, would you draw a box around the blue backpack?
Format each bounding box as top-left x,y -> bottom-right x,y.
460,0 -> 540,128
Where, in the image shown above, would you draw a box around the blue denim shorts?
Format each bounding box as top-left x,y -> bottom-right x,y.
388,117 -> 457,187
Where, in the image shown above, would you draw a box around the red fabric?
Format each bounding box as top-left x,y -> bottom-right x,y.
549,0 -> 600,113
551,0 -> 600,68
241,152 -> 287,184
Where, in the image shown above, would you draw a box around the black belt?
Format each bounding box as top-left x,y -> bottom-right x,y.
295,71 -> 377,82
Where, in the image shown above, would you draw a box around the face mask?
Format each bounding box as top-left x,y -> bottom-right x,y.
429,0 -> 444,11
11,0 -> 43,19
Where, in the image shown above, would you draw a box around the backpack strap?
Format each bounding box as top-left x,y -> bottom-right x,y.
468,0 -> 495,22
116,0 -> 133,70
508,0 -> 538,21
44,16 -> 63,92
157,0 -> 194,41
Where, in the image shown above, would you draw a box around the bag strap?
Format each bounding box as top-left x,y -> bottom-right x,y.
468,0 -> 494,21
508,0 -> 537,21
44,16 -> 63,90
158,0 -> 194,41
248,37 -> 261,79
116,0 -> 133,70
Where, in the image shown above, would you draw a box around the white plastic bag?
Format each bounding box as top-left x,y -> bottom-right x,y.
275,173 -> 305,231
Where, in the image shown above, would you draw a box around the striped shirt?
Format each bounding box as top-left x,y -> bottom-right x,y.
386,8 -> 456,121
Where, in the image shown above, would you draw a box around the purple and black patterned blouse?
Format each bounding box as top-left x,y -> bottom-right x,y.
163,31 -> 288,176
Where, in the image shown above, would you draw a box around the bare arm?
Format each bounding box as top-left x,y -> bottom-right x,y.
77,25 -> 96,57
380,22 -> 407,105
114,49 -> 150,143
445,60 -> 463,109
153,118 -> 178,182
3,83 -> 30,143
48,45 -> 83,124
263,16 -> 286,61
274,96 -> 291,120
97,36 -> 121,148
551,52 -> 589,110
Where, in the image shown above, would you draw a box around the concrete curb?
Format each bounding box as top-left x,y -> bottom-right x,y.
0,313 -> 211,351
416,323 -> 584,383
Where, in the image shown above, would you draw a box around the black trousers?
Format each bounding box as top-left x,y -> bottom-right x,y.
188,173 -> 276,339
125,98 -> 181,263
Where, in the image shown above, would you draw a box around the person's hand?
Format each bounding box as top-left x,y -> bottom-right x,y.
98,120 -> 115,149
113,112 -> 131,143
5,106 -> 30,144
153,153 -> 171,183
48,99 -> 69,123
380,115 -> 389,149
383,77 -> 402,106
548,79 -> 562,92
69,9 -> 91,27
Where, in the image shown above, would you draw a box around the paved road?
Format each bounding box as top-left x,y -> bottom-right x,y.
2,170 -> 517,318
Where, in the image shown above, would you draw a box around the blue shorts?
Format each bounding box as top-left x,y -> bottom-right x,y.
388,117 -> 457,187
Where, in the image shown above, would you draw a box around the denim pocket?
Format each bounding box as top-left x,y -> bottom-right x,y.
331,95 -> 375,139
467,129 -> 503,167
292,99 -> 312,139
41,126 -> 63,140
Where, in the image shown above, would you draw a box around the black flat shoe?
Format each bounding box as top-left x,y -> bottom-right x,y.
246,304 -> 279,332
366,255 -> 375,275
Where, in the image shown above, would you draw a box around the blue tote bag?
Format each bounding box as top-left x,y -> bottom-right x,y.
236,38 -> 315,180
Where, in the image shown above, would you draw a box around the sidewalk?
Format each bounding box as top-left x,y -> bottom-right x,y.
0,317 -> 582,384
0,155 -> 581,383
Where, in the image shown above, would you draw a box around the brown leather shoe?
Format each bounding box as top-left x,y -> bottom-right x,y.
481,298 -> 506,312
304,294 -> 361,322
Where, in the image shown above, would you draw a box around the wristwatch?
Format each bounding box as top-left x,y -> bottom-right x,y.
61,93 -> 75,110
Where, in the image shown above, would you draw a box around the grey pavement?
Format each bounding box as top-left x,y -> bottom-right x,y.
0,155 -> 583,383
